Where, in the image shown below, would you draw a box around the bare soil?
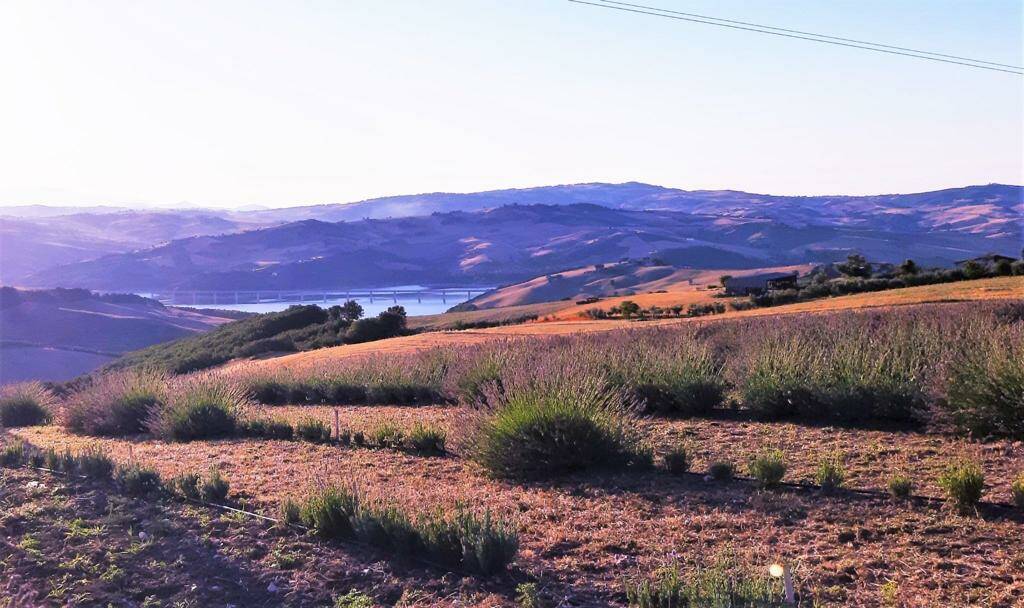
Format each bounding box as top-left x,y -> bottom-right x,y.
9,407 -> 1024,607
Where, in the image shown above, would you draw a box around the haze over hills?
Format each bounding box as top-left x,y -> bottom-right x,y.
3,183 -> 1021,290
0,210 -> 272,284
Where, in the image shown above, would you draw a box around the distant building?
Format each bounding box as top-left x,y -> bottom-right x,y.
723,272 -> 799,296
954,253 -> 1016,269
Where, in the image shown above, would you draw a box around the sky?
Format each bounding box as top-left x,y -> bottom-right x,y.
0,0 -> 1021,208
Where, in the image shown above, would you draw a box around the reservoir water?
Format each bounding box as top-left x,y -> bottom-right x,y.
144,286 -> 491,317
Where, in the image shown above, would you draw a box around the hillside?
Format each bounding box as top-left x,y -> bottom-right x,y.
6,183 -> 1021,290
221,276 -> 1024,375
0,288 -> 233,384
225,182 -> 1024,237
459,260 -> 814,310
0,210 -> 271,284
21,184 -> 1022,292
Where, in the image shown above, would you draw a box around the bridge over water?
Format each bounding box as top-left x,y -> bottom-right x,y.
148,287 -> 492,307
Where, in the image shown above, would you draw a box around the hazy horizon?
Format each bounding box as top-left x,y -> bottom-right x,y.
2,179 -> 1023,212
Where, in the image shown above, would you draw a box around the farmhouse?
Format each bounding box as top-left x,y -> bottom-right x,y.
723,271 -> 799,296
955,253 -> 1016,269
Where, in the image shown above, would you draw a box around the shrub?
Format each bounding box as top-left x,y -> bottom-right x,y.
295,418 -> 332,443
43,448 -> 76,472
370,421 -> 405,449
943,324 -> 1024,438
200,469 -> 230,502
516,583 -> 541,608
0,382 -> 54,427
407,423 -> 446,454
148,377 -> 248,441
279,497 -> 302,525
299,485 -> 360,539
814,452 -> 846,491
293,483 -> 518,575
333,591 -> 374,608
708,461 -> 735,482
63,371 -> 165,436
1,440 -> 26,467
663,444 -> 690,475
738,319 -> 931,424
938,460 -> 985,511
464,367 -> 642,479
352,431 -> 366,447
1011,474 -> 1024,508
448,506 -> 519,575
76,447 -> 115,480
239,417 -> 294,440
117,464 -> 163,496
748,449 -> 787,488
888,473 -> 913,499
603,337 -> 727,416
168,472 -> 202,499
624,560 -> 780,607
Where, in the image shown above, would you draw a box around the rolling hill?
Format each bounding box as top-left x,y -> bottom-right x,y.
5,183 -> 1021,290
0,210 -> 271,284
0,288 -> 234,384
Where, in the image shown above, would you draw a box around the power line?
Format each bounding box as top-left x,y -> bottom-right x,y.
598,0 -> 1023,70
568,0 -> 1024,76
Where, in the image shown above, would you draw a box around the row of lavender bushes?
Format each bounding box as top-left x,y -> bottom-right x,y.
2,303 -> 1020,466
222,301 -> 1023,435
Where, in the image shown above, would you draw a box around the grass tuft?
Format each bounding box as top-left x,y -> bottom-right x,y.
1011,473 -> 1024,509
464,366 -> 642,479
663,444 -> 691,475
239,417 -> 294,439
116,464 -> 163,496
1,440 -> 26,467
887,473 -> 913,500
0,382 -> 55,427
293,483 -> 517,574
168,472 -> 202,500
147,377 -> 248,441
937,459 -> 985,511
199,468 -> 230,502
295,417 -> 332,443
748,449 -> 787,489
76,447 -> 115,480
624,559 -> 781,607
63,371 -> 166,436
814,452 -> 846,492
407,423 -> 447,454
708,461 -> 735,482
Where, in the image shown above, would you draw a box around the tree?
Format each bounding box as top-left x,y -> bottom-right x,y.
837,253 -> 872,278
961,260 -> 987,280
899,259 -> 919,275
719,275 -> 733,287
993,259 -> 1013,276
617,300 -> 640,318
338,299 -> 364,322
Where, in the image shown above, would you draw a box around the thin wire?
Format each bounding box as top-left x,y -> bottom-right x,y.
598,0 -> 1024,70
568,0 -> 1024,76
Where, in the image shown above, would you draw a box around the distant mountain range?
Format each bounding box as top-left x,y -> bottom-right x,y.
3,183 -> 1020,291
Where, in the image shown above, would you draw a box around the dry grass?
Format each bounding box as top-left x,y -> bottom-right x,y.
11,407 -> 1024,606
223,277 -> 1022,377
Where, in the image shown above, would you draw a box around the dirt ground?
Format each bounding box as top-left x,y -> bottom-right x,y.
9,407 -> 1024,607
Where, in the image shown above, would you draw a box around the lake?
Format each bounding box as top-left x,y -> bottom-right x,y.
143,285 -> 492,317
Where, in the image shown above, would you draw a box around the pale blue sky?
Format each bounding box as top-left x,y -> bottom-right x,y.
0,0 -> 1021,208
